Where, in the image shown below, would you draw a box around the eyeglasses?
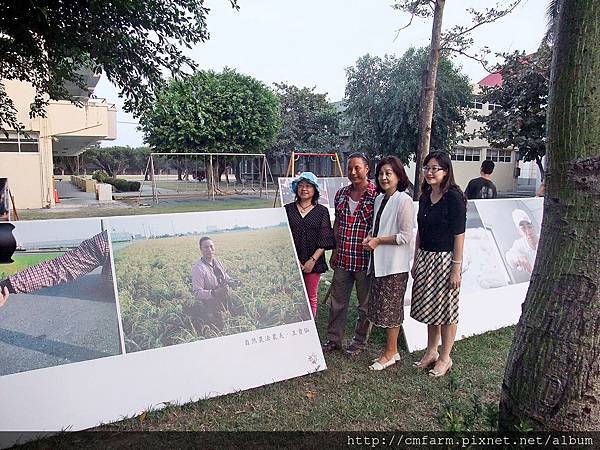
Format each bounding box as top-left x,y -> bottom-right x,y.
422,166 -> 445,173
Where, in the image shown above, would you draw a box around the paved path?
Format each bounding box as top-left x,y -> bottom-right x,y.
0,268 -> 122,376
55,179 -> 95,199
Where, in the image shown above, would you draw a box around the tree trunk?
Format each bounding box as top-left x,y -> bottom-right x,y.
217,159 -> 227,185
235,162 -> 242,183
96,160 -> 114,178
499,0 -> 600,431
176,156 -> 183,181
413,0 -> 445,200
535,155 -> 545,182
206,156 -> 218,196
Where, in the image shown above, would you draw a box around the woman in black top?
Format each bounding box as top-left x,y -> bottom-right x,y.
285,172 -> 335,319
410,151 -> 466,377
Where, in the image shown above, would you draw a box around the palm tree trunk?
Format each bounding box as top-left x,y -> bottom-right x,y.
499,0 -> 600,431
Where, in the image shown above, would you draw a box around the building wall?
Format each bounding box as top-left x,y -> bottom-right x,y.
1,80 -> 116,209
3,80 -> 38,128
452,158 -> 516,192
0,153 -> 46,209
46,101 -> 116,139
452,94 -> 518,192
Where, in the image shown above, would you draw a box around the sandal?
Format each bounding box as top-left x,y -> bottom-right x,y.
429,358 -> 453,378
413,352 -> 439,369
369,354 -> 399,371
372,353 -> 401,363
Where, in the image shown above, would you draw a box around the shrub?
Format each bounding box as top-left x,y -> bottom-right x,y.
92,170 -> 109,183
108,178 -> 141,192
93,173 -> 140,192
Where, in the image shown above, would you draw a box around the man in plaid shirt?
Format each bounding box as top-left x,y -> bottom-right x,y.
0,230 -> 111,304
324,152 -> 377,355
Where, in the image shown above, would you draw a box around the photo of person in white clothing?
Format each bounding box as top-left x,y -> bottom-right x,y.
473,198 -> 543,285
505,209 -> 539,274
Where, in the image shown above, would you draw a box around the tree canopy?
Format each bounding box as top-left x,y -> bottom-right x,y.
479,47 -> 551,177
85,146 -> 151,177
0,0 -> 238,134
344,48 -> 471,163
139,69 -> 281,155
269,83 -> 342,159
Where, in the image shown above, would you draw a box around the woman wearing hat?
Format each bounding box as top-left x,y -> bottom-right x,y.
285,172 -> 335,319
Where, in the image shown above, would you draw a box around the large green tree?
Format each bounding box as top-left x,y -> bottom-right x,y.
139,69 -> 281,183
479,48 -> 551,179
499,0 -> 600,430
344,48 -> 471,163
270,83 -> 342,159
0,0 -> 237,134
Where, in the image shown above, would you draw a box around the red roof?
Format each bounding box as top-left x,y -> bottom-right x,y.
478,72 -> 503,87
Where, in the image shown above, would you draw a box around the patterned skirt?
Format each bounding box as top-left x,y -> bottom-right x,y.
367,272 -> 409,328
410,250 -> 459,325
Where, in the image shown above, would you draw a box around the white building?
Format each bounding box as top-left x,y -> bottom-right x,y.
0,71 -> 117,209
451,72 -> 537,195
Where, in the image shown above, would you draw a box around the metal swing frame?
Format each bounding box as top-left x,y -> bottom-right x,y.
141,152 -> 275,205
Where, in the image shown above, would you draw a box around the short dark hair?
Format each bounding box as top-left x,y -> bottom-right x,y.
199,236 -> 212,248
347,152 -> 369,167
481,160 -> 495,175
374,156 -> 410,193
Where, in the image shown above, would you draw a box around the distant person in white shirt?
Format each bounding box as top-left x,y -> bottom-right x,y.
505,209 -> 539,274
465,160 -> 497,200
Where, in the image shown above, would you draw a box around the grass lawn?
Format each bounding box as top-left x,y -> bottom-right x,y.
14,198 -> 515,443
0,252 -> 63,278
17,197 -> 274,220
90,278 -> 513,432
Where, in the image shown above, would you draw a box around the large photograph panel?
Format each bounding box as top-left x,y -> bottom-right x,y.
475,198 -> 543,284
0,219 -> 122,376
109,209 -> 311,353
461,202 -> 511,292
404,201 -> 510,303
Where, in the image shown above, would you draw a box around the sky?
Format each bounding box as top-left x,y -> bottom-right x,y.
108,207 -> 287,237
95,0 -> 548,148
13,217 -> 104,244
11,208 -> 287,244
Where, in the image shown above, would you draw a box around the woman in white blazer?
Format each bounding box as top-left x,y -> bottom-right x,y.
362,156 -> 414,370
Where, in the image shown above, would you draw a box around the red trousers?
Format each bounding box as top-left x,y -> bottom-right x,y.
303,272 -> 321,319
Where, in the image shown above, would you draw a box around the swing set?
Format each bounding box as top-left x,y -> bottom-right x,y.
141,152 -> 276,205
285,151 -> 344,177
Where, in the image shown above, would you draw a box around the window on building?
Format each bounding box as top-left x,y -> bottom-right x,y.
488,103 -> 501,111
0,132 -> 39,153
451,147 -> 481,162
470,101 -> 483,110
486,149 -> 512,162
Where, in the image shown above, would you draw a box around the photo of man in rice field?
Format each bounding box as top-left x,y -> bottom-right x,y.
109,209 -> 312,353
190,236 -> 242,330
